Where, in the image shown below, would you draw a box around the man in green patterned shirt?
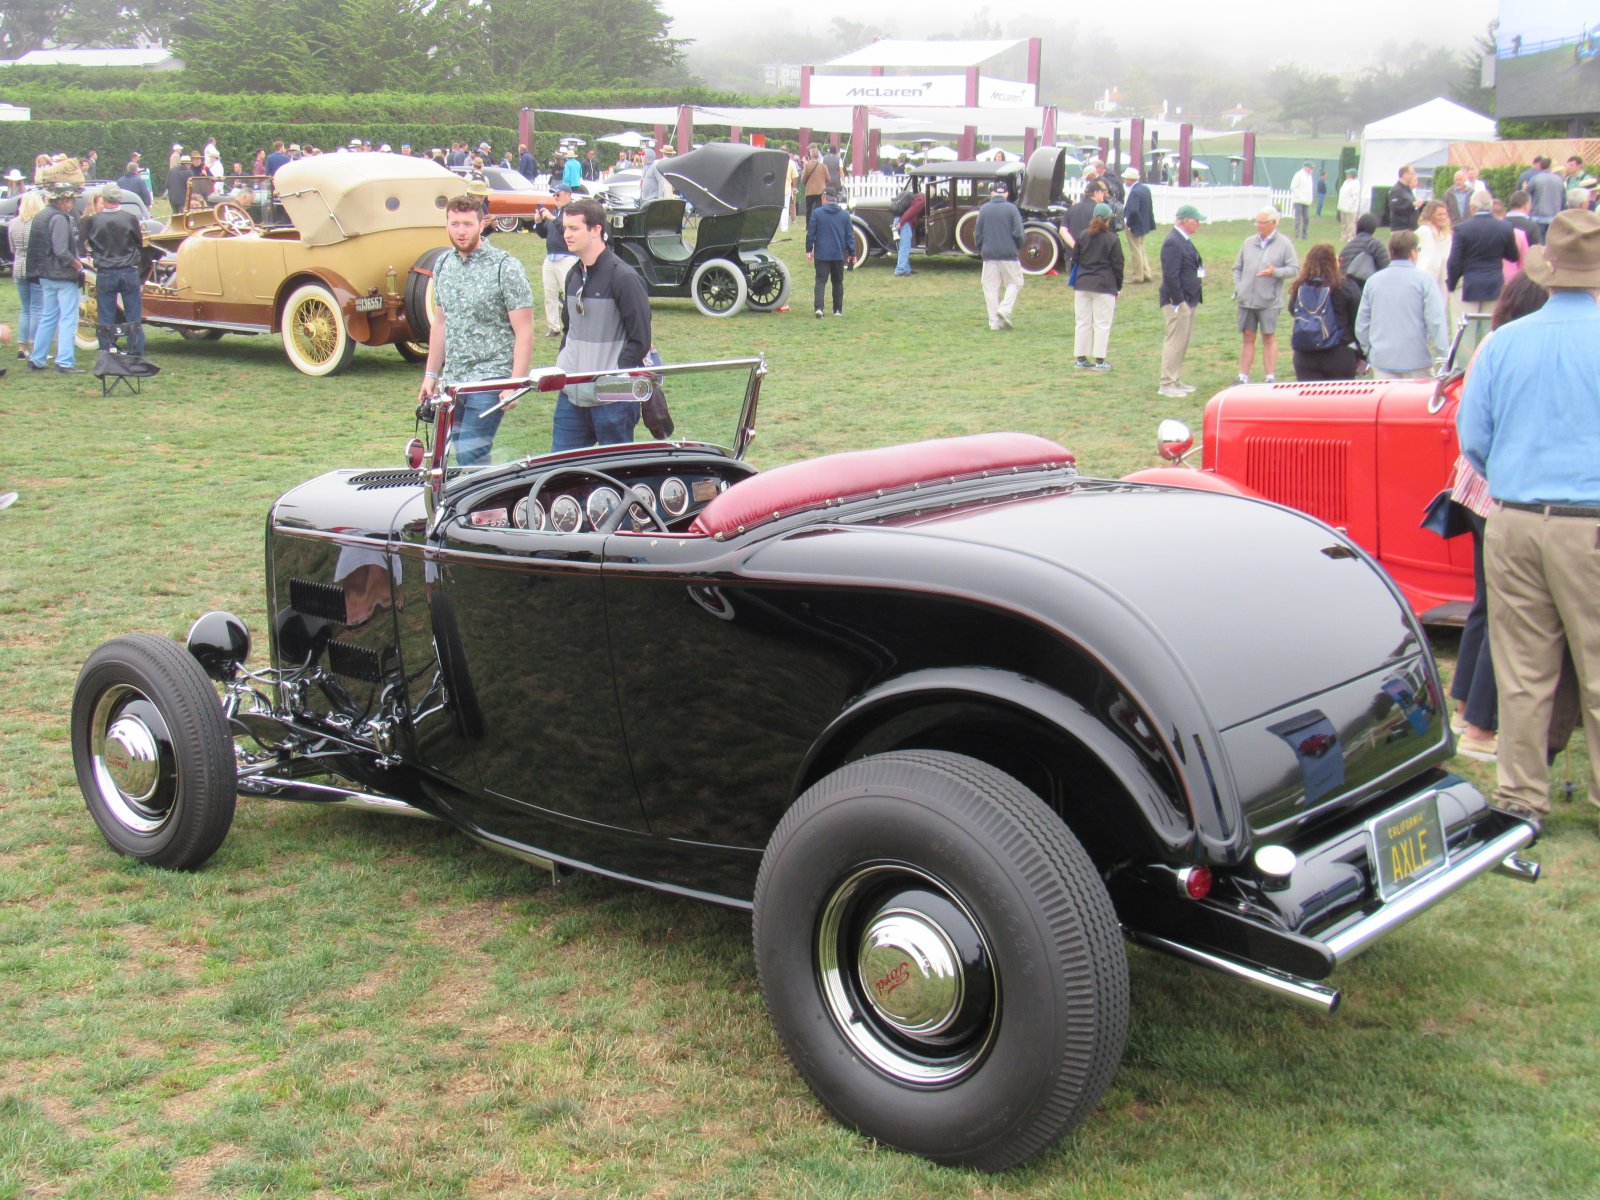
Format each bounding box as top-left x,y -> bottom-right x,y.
418,196 -> 535,464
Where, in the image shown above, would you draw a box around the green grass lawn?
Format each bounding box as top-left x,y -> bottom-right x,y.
1,212 -> 1597,1199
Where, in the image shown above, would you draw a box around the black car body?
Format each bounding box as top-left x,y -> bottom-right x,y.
71,357 -> 1539,1171
603,144 -> 791,317
849,148 -> 1070,275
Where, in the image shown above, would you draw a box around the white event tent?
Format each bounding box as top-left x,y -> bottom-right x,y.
1356,98 -> 1497,206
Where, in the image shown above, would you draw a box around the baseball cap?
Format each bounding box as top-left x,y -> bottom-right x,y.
1345,167 -> 1356,175
552,180 -> 572,194
129,150 -> 142,159
478,141 -> 490,151
97,182 -> 122,202
1093,202 -> 1113,219
400,143 -> 411,151
379,144 -> 391,152
990,180 -> 1009,196
1175,203 -> 1206,222
172,143 -> 183,151
45,180 -> 82,198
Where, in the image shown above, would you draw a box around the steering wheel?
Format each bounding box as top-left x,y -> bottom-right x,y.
525,465 -> 669,535
213,201 -> 256,235
1427,367 -> 1465,415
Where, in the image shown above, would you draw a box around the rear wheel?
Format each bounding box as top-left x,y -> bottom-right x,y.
754,750 -> 1128,1171
281,281 -> 355,376
690,258 -> 747,317
1020,224 -> 1062,276
745,260 -> 792,311
404,248 -> 446,347
954,210 -> 981,256
71,634 -> 236,870
395,341 -> 429,363
493,214 -> 521,235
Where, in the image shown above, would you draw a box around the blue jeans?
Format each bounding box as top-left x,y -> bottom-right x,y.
29,278 -> 81,370
895,222 -> 914,274
14,277 -> 40,347
453,391 -> 506,466
95,266 -> 145,355
551,391 -> 640,451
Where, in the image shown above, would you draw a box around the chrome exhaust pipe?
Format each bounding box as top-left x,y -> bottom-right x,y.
237,774 -> 437,819
1127,930 -> 1342,1014
1494,853 -> 1541,883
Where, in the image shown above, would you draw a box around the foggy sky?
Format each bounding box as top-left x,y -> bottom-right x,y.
661,0 -> 1500,67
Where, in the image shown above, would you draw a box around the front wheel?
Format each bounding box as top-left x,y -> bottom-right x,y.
847,224 -> 869,270
753,750 -> 1128,1171
75,267 -> 100,352
281,281 -> 355,376
72,634 -> 236,870
493,214 -> 522,235
1020,224 -> 1062,276
690,258 -> 748,317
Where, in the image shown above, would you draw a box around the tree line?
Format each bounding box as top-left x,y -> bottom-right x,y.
1,0 -> 687,93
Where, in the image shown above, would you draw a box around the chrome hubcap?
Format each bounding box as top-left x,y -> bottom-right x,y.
90,685 -> 178,834
857,909 -> 964,1036
817,863 -> 998,1086
102,716 -> 160,802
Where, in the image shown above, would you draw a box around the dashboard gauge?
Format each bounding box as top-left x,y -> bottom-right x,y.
515,493 -> 546,531
469,506 -> 510,528
659,476 -> 689,517
631,483 -> 657,512
692,477 -> 722,503
586,486 -> 622,529
550,494 -> 583,533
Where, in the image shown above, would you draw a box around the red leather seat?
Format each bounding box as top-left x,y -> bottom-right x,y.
690,432 -> 1074,539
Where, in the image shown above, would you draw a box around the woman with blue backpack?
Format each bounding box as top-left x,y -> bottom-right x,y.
1286,243 -> 1363,380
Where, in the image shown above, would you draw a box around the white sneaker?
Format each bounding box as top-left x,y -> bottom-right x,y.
1156,386 -> 1189,399
1175,382 -> 1198,394
1264,373 -> 1276,383
1233,373 -> 1248,385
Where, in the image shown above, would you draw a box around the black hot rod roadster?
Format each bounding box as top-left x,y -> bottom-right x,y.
72,357 -> 1539,1170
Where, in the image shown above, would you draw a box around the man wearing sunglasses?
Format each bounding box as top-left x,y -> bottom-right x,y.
552,197 -> 653,451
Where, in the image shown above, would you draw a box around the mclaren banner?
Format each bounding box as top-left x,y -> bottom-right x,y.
808,75 -> 1038,107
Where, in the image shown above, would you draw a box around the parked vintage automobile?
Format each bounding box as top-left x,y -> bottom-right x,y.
126,153 -> 466,376
603,143 -> 791,317
848,148 -> 1069,275
449,164 -> 568,233
1129,359 -> 1475,624
71,357 -> 1538,1170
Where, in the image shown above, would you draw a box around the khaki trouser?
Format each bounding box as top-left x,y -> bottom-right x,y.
1339,210 -> 1357,242
981,260 -> 1023,328
542,253 -> 577,335
1485,504 -> 1600,814
1073,290 -> 1116,358
1160,302 -> 1195,387
1125,232 -> 1151,283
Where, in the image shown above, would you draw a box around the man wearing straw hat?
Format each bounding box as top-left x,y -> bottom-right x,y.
1457,209 -> 1600,833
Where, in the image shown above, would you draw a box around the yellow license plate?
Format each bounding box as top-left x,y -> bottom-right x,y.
1368,792 -> 1448,899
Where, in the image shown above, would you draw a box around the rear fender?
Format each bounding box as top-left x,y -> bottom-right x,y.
797,666 -> 1198,865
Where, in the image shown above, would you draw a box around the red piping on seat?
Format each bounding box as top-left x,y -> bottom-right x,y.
688,432 -> 1074,539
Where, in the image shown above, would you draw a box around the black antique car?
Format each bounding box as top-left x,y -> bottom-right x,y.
848,148 -> 1070,275
72,358 -> 1539,1171
603,143 -> 791,317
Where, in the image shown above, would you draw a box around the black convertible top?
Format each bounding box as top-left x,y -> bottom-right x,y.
660,144 -> 788,216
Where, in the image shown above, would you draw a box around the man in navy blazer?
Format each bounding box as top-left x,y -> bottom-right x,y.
1157,203 -> 1205,398
1121,166 -> 1155,283
1447,190 -> 1519,351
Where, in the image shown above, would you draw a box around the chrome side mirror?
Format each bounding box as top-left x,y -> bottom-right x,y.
1157,419 -> 1195,463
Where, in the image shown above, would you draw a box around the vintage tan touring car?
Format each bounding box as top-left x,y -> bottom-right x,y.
108,154 -> 468,376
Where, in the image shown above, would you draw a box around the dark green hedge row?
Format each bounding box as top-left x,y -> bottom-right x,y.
0,121 -> 573,186
2,82 -> 793,126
